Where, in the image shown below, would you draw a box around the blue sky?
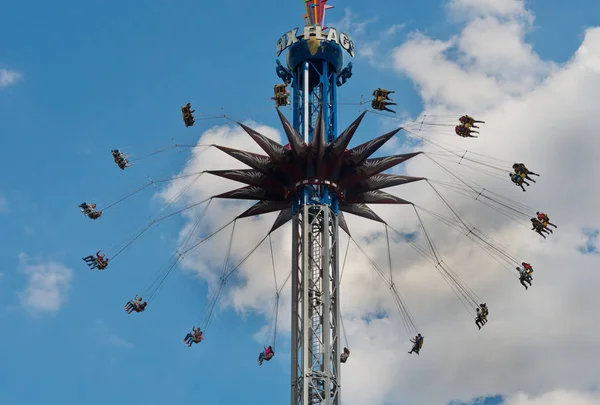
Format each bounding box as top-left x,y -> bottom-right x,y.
1,1 -> 599,404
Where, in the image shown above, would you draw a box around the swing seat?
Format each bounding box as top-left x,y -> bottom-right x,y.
273,84 -> 287,96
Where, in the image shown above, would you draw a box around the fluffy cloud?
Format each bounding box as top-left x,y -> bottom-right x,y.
447,0 -> 530,20
502,389 -> 600,405
158,123 -> 295,327
18,253 -> 72,316
392,4 -> 552,110
0,68 -> 21,88
157,1 -> 600,405
330,9 -> 402,64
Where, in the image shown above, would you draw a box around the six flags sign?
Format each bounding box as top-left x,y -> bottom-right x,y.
276,25 -> 355,57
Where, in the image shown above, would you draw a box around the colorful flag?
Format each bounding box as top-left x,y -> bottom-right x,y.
303,0 -> 333,26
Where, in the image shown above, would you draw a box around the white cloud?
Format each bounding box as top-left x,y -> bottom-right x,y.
330,9 -> 396,64
157,122 -> 295,325
384,23 -> 406,36
329,10 -> 406,67
390,0 -> 552,110
502,389 -> 600,405
0,68 -> 21,88
447,0 -> 531,21
330,8 -> 378,38
18,253 -> 72,316
156,2 -> 600,405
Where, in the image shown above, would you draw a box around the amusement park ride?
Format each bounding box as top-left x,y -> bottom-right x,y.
208,4 -> 421,403
79,1 -> 555,405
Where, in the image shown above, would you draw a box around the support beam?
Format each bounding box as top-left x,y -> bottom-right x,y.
288,27 -> 343,405
291,205 -> 340,405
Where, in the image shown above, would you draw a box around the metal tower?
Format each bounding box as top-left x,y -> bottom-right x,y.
283,3 -> 352,405
209,2 -> 422,404
288,35 -> 340,405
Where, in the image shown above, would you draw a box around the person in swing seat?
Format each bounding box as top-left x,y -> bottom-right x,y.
258,345 -> 274,365
184,327 -> 203,346
408,334 -> 424,355
340,347 -> 350,363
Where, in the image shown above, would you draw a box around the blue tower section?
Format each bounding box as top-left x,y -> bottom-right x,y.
281,26 -> 351,214
275,14 -> 356,405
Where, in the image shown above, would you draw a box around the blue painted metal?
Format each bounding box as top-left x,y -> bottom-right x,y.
286,39 -> 344,73
284,35 -> 343,213
336,62 -> 353,87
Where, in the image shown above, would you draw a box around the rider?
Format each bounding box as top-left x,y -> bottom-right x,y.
408,334 -> 424,355
372,88 -> 397,113
79,202 -> 92,215
111,149 -> 123,160
126,299 -> 147,314
513,164 -> 538,183
517,266 -> 531,290
373,88 -> 394,100
513,163 -> 539,184
455,125 -> 478,138
475,308 -> 484,330
522,263 -> 533,283
531,218 -> 551,238
275,60 -> 293,85
124,295 -> 143,313
258,345 -> 275,365
88,209 -> 103,219
117,159 -> 132,170
522,262 -> 533,274
372,99 -> 397,113
522,263 -> 533,284
272,84 -> 290,107
112,149 -> 124,164
182,103 -> 195,127
82,251 -> 109,270
476,303 -> 489,329
80,202 -> 102,219
340,347 -> 350,363
480,303 -> 489,323
509,172 -> 529,191
459,115 -> 485,128
513,163 -> 539,178
337,63 -> 353,87
184,327 -> 203,347
95,257 -> 109,270
112,149 -> 132,170
536,212 -> 557,230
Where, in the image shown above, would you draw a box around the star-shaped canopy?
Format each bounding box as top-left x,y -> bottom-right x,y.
209,109 -> 424,235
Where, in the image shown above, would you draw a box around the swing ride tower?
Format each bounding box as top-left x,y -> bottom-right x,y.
76,2 -> 546,404
213,1 -> 423,402
278,2 -> 354,405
